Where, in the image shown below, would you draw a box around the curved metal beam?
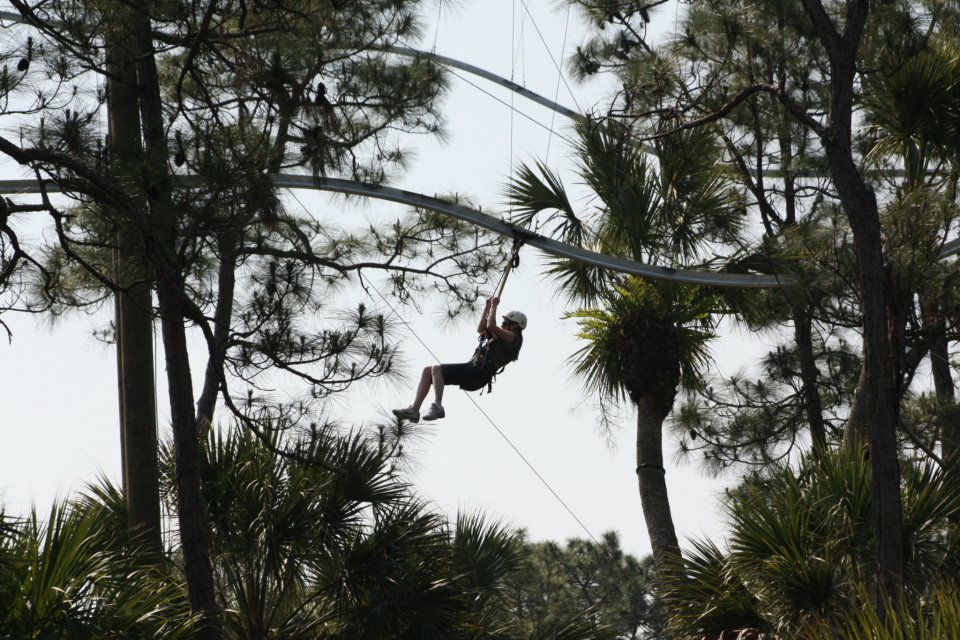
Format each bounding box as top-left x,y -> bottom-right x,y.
272,175 -> 790,288
0,174 -> 791,287
940,237 -> 960,260
382,45 -> 583,121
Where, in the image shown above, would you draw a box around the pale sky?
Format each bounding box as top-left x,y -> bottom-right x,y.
0,0 -> 771,559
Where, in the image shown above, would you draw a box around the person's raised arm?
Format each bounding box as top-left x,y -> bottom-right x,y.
485,296 -> 515,343
477,297 -> 492,334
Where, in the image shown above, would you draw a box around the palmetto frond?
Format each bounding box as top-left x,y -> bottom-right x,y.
453,512 -> 526,597
821,581 -> 960,639
0,501 -> 194,637
863,38 -> 960,180
578,121 -> 746,264
321,499 -> 459,639
663,538 -> 769,639
566,277 -> 718,406
506,160 -> 585,246
507,118 -> 748,309
901,458 -> 960,586
666,449 -> 960,638
524,613 -> 619,640
656,127 -> 748,258
543,255 -> 613,305
575,120 -> 660,262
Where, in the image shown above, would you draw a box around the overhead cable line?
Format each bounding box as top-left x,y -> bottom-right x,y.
516,0 -> 584,115
441,66 -> 577,145
383,44 -> 582,120
0,10 -> 942,183
546,6 -> 573,162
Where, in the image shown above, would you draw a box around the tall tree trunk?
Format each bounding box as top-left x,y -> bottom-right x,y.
131,6 -> 220,636
157,281 -> 219,637
793,305 -> 826,453
105,15 -> 162,563
195,235 -> 238,426
634,395 -> 680,575
927,307 -> 959,468
800,0 -> 903,606
842,363 -> 870,453
829,119 -> 904,607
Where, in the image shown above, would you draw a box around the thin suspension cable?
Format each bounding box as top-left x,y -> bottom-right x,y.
545,6 -> 572,163
357,271 -> 602,546
511,0 -> 526,81
509,0 -> 517,216
383,44 -> 582,121
445,67 -> 579,146
0,9 -> 941,184
517,0 -> 584,115
431,1 -> 443,52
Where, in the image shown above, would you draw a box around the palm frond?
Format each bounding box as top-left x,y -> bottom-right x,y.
505,161 -> 586,246
453,511 -> 526,597
864,41 -> 960,176
565,277 -> 720,406
664,538 -> 768,639
2,500 -> 194,637
543,255 -> 610,305
525,611 -> 618,640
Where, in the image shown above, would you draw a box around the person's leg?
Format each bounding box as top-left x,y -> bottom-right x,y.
422,363 -> 458,420
394,365 -> 434,421
431,364 -> 445,406
412,365 -> 434,410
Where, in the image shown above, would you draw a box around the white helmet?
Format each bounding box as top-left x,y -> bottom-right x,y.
503,310 -> 527,330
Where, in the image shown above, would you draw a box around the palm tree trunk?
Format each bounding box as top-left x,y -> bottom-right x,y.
634,395 -> 680,574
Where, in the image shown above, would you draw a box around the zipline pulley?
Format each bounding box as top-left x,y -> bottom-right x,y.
493,237 -> 525,299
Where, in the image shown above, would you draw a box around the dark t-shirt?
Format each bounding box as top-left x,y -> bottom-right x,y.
441,331 -> 523,392
472,331 -> 523,373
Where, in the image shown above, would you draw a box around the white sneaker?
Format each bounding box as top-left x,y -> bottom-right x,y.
392,406 -> 420,422
422,403 -> 445,421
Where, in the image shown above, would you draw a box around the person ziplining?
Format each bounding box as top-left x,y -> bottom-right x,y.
393,240 -> 527,422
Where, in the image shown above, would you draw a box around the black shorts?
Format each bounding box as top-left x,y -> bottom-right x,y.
441,362 -> 492,392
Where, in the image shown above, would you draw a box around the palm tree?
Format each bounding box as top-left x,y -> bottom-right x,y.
507,121 -> 748,573
663,448 -> 960,639
157,421 -> 618,639
0,499 -> 194,637
567,278 -> 715,571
